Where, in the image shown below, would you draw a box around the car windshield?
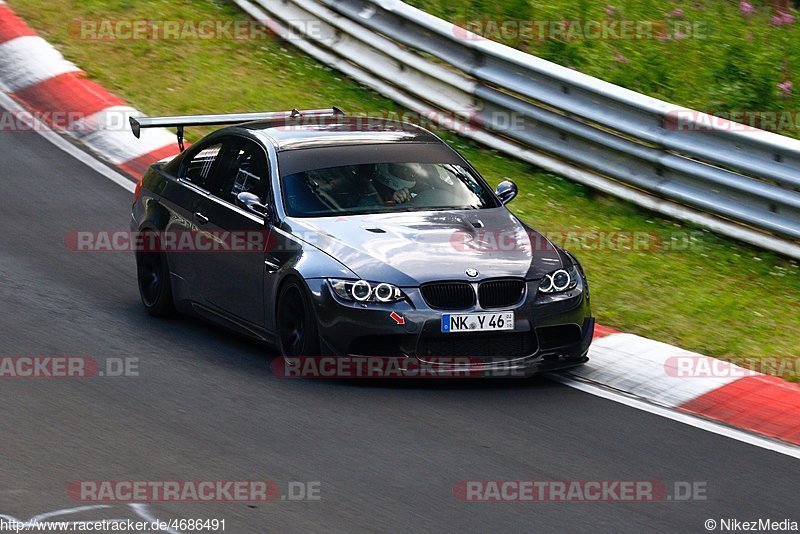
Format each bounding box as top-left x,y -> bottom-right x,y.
281,162 -> 498,217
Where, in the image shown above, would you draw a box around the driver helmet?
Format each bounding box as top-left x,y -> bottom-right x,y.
376,163 -> 418,191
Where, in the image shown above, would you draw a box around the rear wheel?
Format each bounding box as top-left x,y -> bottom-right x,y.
277,279 -> 320,357
136,233 -> 175,317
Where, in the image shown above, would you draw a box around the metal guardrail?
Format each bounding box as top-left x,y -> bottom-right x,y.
236,0 -> 800,258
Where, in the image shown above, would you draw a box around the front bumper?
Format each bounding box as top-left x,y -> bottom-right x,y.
303,277 -> 593,377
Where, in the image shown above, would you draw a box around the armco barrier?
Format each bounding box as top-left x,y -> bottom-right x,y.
237,0 -> 800,259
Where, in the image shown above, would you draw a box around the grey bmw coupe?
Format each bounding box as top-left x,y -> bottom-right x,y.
130,108 -> 593,377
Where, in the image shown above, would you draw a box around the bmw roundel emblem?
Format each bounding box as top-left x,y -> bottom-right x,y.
465,268 -> 479,278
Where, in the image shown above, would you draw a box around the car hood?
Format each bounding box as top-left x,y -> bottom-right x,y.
284,208 -> 564,286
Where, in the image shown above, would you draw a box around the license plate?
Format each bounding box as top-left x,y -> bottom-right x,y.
441,312 -> 514,333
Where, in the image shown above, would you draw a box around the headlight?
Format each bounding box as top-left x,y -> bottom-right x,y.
538,264 -> 580,294
328,279 -> 406,303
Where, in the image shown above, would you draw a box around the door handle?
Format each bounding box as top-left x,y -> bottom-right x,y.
194,212 -> 209,225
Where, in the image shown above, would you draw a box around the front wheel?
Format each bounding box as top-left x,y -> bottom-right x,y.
277,279 -> 320,357
136,236 -> 175,317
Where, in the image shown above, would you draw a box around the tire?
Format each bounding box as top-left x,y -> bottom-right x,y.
276,279 -> 321,357
136,234 -> 175,317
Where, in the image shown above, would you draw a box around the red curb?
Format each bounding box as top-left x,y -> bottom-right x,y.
11,72 -> 125,127
592,323 -> 619,339
117,144 -> 181,178
681,375 -> 800,445
0,5 -> 36,44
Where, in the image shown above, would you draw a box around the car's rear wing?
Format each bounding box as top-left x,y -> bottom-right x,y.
130,107 -> 345,151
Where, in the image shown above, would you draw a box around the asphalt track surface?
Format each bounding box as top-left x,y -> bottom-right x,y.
0,111 -> 798,532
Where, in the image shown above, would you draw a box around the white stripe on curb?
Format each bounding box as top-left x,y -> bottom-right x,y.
573,333 -> 742,407
77,106 -> 176,164
0,36 -> 80,92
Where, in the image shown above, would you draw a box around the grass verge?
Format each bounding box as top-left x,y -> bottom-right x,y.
8,0 -> 799,379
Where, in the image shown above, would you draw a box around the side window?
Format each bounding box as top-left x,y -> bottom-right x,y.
213,139 -> 270,206
183,143 -> 223,189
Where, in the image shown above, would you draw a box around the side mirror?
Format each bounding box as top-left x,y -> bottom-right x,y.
237,192 -> 269,217
495,180 -> 518,205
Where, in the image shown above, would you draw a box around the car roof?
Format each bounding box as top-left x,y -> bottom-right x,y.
239,117 -> 442,151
